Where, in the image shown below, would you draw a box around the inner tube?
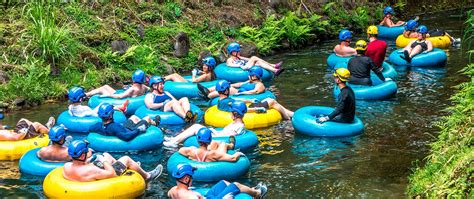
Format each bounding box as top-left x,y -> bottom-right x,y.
43,167 -> 146,198
134,103 -> 203,125
214,63 -> 273,83
334,61 -> 399,80
164,76 -> 219,99
333,80 -> 398,100
376,25 -> 404,39
183,128 -> 259,152
57,111 -> 126,133
19,148 -> 65,176
87,126 -> 164,152
194,188 -> 252,199
388,48 -> 447,68
0,134 -> 49,161
204,105 -> 281,129
327,53 -> 353,69
291,106 -> 364,137
208,91 -> 276,106
396,35 -> 451,49
88,89 -> 146,115
167,151 -> 250,182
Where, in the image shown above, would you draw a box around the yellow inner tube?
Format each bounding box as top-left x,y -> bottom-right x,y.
204,105 -> 282,129
396,35 -> 451,49
0,134 -> 49,161
43,167 -> 146,199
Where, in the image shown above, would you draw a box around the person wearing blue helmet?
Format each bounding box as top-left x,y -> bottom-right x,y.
168,163 -> 268,199
400,25 -> 433,63
145,76 -> 197,123
334,29 -> 357,57
85,69 -> 150,99
67,86 -> 128,118
163,101 -> 247,148
403,19 -> 420,38
226,42 -> 285,76
37,126 -> 72,162
63,140 -> 163,182
0,116 -> 55,141
379,6 -> 405,27
164,56 -> 217,83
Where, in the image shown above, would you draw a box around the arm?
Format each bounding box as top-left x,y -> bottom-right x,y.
215,151 -> 243,162
403,40 -> 414,51
108,88 -> 133,99
92,162 -> 116,180
191,73 -> 208,83
178,147 -> 193,158
114,125 -> 140,142
238,83 -> 265,95
89,122 -> 106,135
425,41 -> 433,52
231,81 -> 247,88
369,58 -> 385,81
144,94 -> 166,110
328,90 -> 347,120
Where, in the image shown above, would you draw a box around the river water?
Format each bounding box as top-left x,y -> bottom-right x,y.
0,10 -> 467,198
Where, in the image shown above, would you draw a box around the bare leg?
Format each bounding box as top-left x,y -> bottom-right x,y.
178,98 -> 191,113
86,85 -> 116,96
102,152 -> 117,164
208,87 -> 238,99
170,124 -> 204,143
32,122 -> 49,134
164,73 -> 187,82
234,182 -> 261,197
246,56 -> 277,73
118,156 -> 149,179
263,98 -> 294,120
129,115 -> 141,123
0,130 -> 25,141
409,45 -> 423,58
169,101 -> 186,118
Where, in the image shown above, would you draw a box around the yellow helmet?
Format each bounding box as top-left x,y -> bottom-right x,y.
367,25 -> 378,35
355,40 -> 367,51
333,68 -> 350,82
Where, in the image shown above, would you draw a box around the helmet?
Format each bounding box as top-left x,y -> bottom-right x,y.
227,42 -> 241,54
383,6 -> 394,15
355,40 -> 367,51
231,101 -> 247,117
68,140 -> 88,159
68,86 -> 86,103
405,20 -> 419,31
367,25 -> 378,35
0,113 -> 3,120
248,66 -> 263,79
196,127 -> 212,143
338,30 -> 352,41
98,103 -> 114,119
202,56 -> 216,69
49,126 -> 66,143
132,70 -> 146,84
172,163 -> 195,179
333,68 -> 351,82
149,76 -> 165,87
216,80 -> 230,92
416,25 -> 428,34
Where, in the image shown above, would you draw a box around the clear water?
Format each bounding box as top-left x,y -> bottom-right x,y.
0,11 -> 467,198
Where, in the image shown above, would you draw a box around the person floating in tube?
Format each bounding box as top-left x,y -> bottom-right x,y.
347,40 -> 391,86
164,56 -> 217,83
37,126 -> 73,162
334,29 -> 357,57
379,6 -> 405,27
400,25 -> 433,63
0,116 -> 55,141
67,86 -> 129,118
85,69 -> 150,99
226,42 -> 284,76
365,26 -> 387,69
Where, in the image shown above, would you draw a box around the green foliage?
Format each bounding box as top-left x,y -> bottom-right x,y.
239,15 -> 285,54
464,10 -> 474,56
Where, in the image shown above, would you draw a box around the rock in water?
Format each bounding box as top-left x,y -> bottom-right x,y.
111,40 -> 129,55
174,32 -> 189,58
240,42 -> 258,57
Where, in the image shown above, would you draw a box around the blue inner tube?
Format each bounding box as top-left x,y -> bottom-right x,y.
214,63 -> 273,83
183,129 -> 259,152
164,76 -> 219,99
167,151 -> 250,182
193,188 -> 252,199
19,148 -> 65,176
376,25 -> 404,39
333,81 -> 398,100
57,111 -> 126,133
388,48 -> 447,68
291,106 -> 364,137
327,53 -> 353,69
88,90 -> 146,115
208,90 -> 276,106
134,103 -> 203,125
87,126 -> 164,152
334,61 -> 399,81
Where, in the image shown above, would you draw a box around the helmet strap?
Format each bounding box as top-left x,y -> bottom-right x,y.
177,175 -> 192,187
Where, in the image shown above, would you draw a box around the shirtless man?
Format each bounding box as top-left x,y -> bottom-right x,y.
37,126 -> 71,162
379,6 -> 405,27
0,117 -> 55,141
168,163 -> 267,199
86,69 -> 149,99
334,29 -> 357,57
63,140 -> 163,182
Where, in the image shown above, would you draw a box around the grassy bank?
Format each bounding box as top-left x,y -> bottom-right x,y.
407,10 -> 474,198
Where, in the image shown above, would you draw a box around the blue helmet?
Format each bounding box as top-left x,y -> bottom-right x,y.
202,56 -> 216,69
49,126 -> 66,143
0,113 -> 3,120
172,163 -> 195,179
98,103 -> 114,119
132,70 -> 146,84
338,29 -> 352,41
248,66 -> 263,79
227,42 -> 241,54
231,101 -> 247,117
149,76 -> 165,87
416,25 -> 428,34
68,140 -> 88,159
405,20 -> 419,31
196,127 -> 212,143
215,80 -> 230,93
383,6 -> 394,15
68,86 -> 86,103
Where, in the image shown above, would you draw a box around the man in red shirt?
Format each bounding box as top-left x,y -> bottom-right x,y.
365,26 -> 387,68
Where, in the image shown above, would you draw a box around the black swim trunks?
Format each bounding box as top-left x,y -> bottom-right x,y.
112,161 -> 127,176
248,101 -> 269,109
123,119 -> 149,132
14,120 -> 39,139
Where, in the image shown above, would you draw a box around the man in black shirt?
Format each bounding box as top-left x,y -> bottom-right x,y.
347,40 -> 389,86
317,68 -> 356,123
